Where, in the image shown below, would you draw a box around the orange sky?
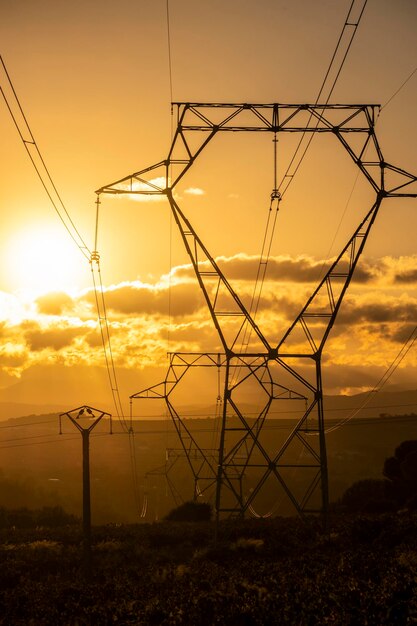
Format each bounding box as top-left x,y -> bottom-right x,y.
0,0 -> 416,412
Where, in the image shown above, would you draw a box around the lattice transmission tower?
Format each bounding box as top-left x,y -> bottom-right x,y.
96,103 -> 417,522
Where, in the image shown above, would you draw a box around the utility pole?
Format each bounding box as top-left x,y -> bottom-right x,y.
59,405 -> 111,573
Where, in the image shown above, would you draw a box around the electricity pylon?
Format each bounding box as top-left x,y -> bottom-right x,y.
97,103 -> 417,521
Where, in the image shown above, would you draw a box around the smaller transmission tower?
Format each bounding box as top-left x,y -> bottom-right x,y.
60,405 -> 111,569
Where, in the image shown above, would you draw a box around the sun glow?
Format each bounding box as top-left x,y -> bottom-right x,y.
5,224 -> 89,297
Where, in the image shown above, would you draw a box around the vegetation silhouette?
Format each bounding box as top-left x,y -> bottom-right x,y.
383,439 -> 417,509
0,505 -> 79,529
164,500 -> 212,522
340,439 -> 417,513
1,512 -> 417,624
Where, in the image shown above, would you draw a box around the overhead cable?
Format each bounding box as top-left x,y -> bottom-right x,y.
278,0 -> 368,199
1,401 -> 417,447
90,253 -> 128,432
324,324 -> 417,434
236,0 -> 367,360
166,0 -> 174,106
0,56 -> 91,260
91,209 -> 142,516
381,65 -> 417,112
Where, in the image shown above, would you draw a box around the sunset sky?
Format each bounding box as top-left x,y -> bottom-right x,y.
0,0 -> 416,414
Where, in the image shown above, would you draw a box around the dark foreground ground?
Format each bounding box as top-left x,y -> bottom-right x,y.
1,513 -> 417,625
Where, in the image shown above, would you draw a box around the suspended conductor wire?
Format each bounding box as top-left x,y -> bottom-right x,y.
166,0 -> 174,106
90,253 -> 128,432
316,325 -> 417,435
0,55 -> 91,260
167,206 -> 174,351
129,398 -> 143,518
128,429 -> 142,516
318,62 -> 417,280
91,199 -> 126,427
231,136 -> 280,390
166,0 -> 175,353
210,355 -> 223,452
91,203 -> 143,516
236,1 -> 367,362
278,0 -> 368,199
239,139 -> 279,346
140,491 -> 148,518
381,65 -> 417,112
251,132 -> 280,312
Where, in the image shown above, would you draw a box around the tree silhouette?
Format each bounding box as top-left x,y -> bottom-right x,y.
339,479 -> 394,513
164,501 -> 212,522
383,440 -> 417,508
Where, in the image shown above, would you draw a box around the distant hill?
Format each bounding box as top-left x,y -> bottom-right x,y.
322,388 -> 417,420
1,387 -> 416,422
0,402 -> 68,421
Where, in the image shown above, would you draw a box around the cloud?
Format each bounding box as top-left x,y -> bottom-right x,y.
80,281 -> 204,318
339,296 -> 417,325
0,253 -> 416,394
184,187 -> 205,196
35,292 -> 74,316
24,323 -> 85,352
394,269 -> 417,284
378,255 -> 417,285
0,348 -> 28,369
170,253 -> 376,285
390,323 -> 417,344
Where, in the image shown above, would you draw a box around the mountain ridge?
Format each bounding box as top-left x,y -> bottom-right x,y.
1,388 -> 417,422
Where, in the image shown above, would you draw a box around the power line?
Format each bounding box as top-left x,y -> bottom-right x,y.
1,53 -> 140,511
324,325 -> 417,434
0,419 -> 58,430
90,218 -> 143,517
0,56 -> 91,261
381,65 -> 417,111
235,0 -> 368,362
90,253 -> 128,433
0,57 -> 125,431
2,408 -> 417,449
0,53 -> 140,511
2,401 -> 417,436
278,0 -> 368,199
166,0 -> 174,105
0,433 -> 66,444
0,431 -> 110,450
318,64 -> 417,275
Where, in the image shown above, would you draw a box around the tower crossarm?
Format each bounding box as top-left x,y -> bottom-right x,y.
95,160 -> 170,196
334,126 -> 417,196
380,163 -> 417,197
95,103 -> 382,196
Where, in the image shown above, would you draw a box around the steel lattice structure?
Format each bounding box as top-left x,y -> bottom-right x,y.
97,103 -> 417,521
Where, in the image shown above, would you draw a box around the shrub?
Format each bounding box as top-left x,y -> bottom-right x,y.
164,501 -> 212,522
383,440 -> 417,507
339,479 -> 395,513
0,505 -> 79,529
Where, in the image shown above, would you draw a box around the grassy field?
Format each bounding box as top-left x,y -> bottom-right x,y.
1,512 -> 417,624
